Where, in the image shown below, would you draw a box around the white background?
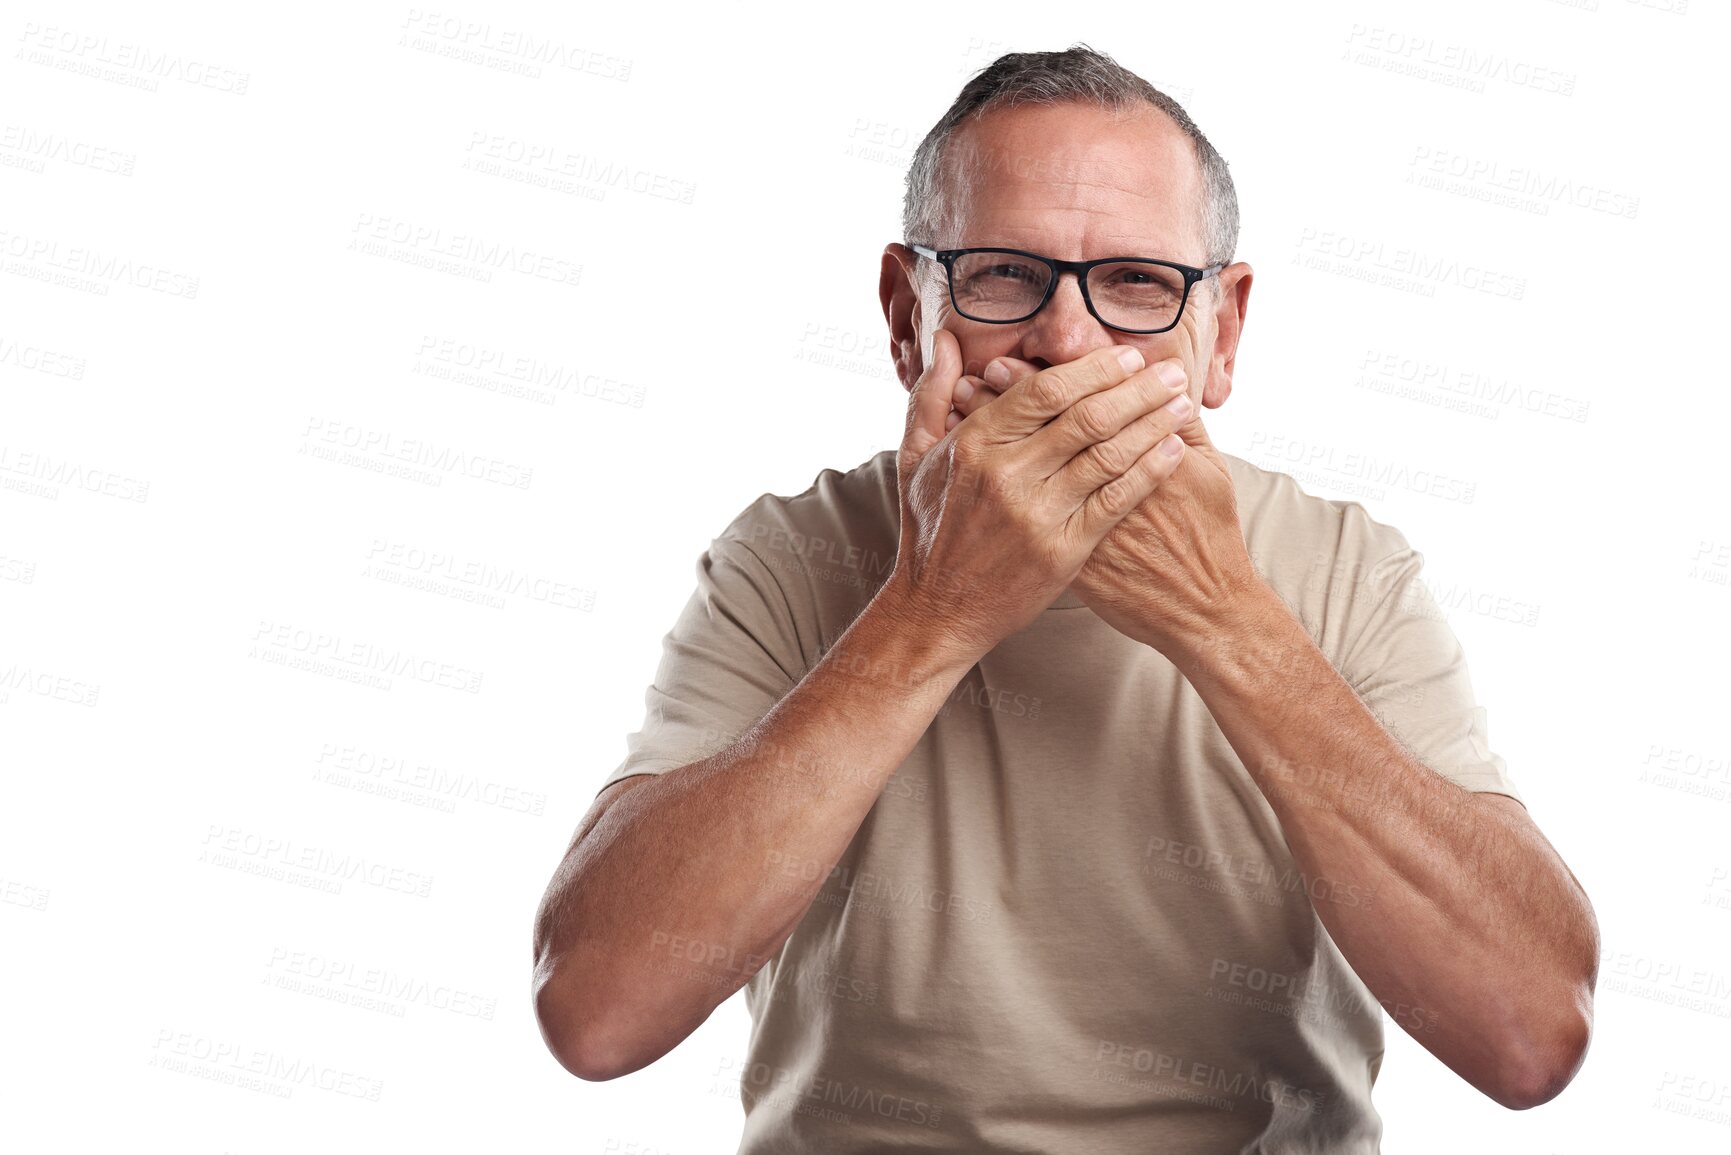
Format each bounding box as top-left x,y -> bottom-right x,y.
3,1 -> 1728,1152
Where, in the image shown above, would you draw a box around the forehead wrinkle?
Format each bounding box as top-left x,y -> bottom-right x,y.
952,162 -> 1194,259
958,198 -> 1186,260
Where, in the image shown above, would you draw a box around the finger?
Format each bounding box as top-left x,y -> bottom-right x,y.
1021,357 -> 1188,478
951,375 -> 1002,419
1072,430 -> 1187,541
1048,387 -> 1193,499
981,355 -> 1039,391
902,329 -> 963,465
972,344 -> 1146,443
1176,402 -> 1214,450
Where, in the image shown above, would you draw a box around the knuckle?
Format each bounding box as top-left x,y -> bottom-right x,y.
1095,470 -> 1135,515
978,462 -> 1017,504
1144,405 -> 1179,440
1025,371 -> 1067,411
1069,398 -> 1115,445
1091,349 -> 1128,387
1088,435 -> 1132,477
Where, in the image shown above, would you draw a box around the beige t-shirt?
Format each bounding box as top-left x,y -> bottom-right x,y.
599,448 -> 1522,1153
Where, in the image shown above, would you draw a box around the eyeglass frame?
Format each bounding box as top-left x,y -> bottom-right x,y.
909,243 -> 1226,335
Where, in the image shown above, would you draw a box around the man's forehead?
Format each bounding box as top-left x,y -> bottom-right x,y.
942,102 -> 1203,257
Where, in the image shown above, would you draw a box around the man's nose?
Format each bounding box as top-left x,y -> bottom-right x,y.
1019,270 -> 1117,368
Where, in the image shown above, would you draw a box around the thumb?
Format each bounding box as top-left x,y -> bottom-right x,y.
1176,403 -> 1226,467
901,328 -> 962,466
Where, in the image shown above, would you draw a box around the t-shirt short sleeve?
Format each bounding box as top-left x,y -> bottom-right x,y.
598,534 -> 806,798
1334,529 -> 1525,807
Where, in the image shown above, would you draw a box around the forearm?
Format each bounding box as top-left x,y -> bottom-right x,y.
534,582 -> 974,1079
1173,586 -> 1597,1107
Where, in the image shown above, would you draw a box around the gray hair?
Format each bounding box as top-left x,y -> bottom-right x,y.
902,44 -> 1238,289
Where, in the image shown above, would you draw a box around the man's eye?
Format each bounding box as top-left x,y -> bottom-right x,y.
983,264 -> 1036,282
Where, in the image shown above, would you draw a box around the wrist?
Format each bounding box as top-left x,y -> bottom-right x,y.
1166,576 -> 1306,688
853,574 -> 983,691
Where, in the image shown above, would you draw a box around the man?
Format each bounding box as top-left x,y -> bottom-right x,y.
532,45 -> 1598,1153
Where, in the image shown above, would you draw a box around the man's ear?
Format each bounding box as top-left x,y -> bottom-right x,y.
881,244 -> 923,393
1202,262 -> 1253,409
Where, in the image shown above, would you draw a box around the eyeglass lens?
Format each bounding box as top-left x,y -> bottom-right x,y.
948,251 -> 1188,330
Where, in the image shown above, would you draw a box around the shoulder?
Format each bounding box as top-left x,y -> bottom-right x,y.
716,449 -> 896,549
711,449 -> 900,606
1226,450 -> 1415,572
1223,451 -> 1421,629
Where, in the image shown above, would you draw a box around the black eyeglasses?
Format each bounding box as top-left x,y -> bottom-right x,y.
910,243 -> 1224,335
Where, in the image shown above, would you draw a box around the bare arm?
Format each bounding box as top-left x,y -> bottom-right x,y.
532,333 -> 1193,1080
954,352 -> 1597,1107
1173,587 -> 1597,1110
531,584 -> 971,1081
532,333 -> 1194,1081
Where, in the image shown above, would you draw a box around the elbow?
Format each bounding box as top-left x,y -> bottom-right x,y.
1488,896 -> 1600,1112
1491,994 -> 1594,1110
533,957 -> 636,1082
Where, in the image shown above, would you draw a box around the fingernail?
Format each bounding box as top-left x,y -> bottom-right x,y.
1160,433 -> 1184,457
1156,360 -> 1186,388
1116,346 -> 1145,373
1168,394 -> 1193,421
983,361 -> 1011,388
954,378 -> 976,404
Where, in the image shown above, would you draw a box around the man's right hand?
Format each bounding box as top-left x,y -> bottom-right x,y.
887,327 -> 1193,668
